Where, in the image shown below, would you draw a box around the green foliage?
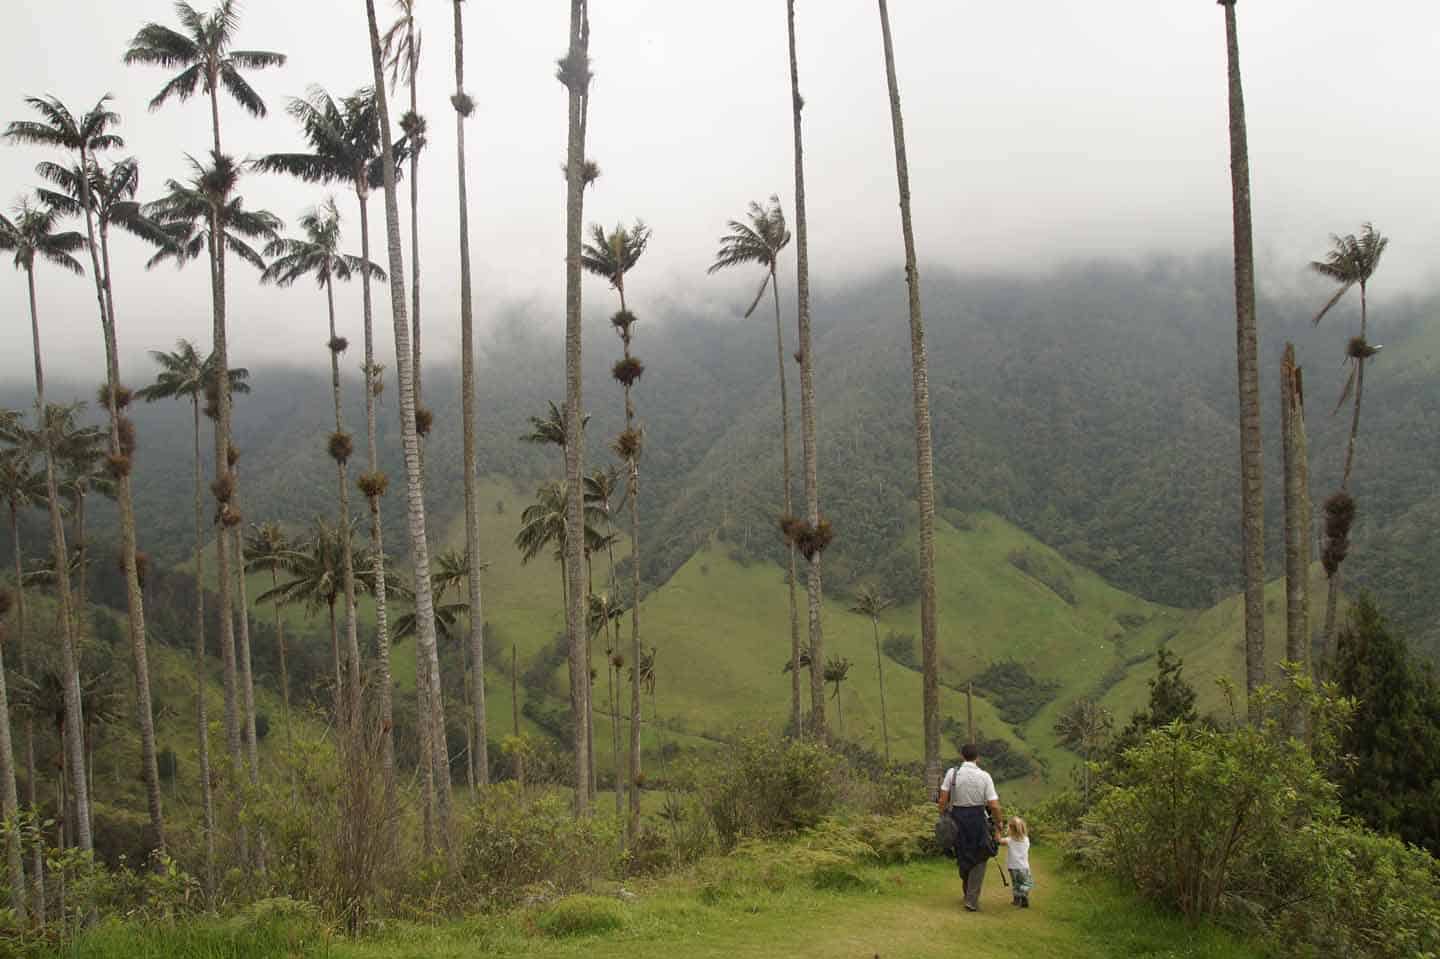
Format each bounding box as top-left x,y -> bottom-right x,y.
1007,548 -> 1077,605
458,784 -> 619,908
686,733 -> 840,848
971,658 -> 1060,724
533,896 -> 626,937
880,630 -> 919,670
1107,648 -> 1200,764
1332,595 -> 1440,855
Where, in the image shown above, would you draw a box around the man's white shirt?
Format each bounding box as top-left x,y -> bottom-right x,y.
941,761 -> 998,808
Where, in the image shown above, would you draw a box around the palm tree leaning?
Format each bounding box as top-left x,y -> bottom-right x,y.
145,153 -> 280,781
849,586 -> 893,763
125,0 -> 285,784
873,0 -> 942,788
5,93 -> 171,855
1217,0 -> 1267,717
261,197 -> 384,734
785,0 -> 830,741
444,0 -> 490,791
381,0 -> 426,416
707,197 -> 803,737
0,200 -> 94,855
582,220 -> 651,841
135,341 -> 244,900
365,0 -> 453,850
557,0 -> 594,818
1309,223 -> 1388,660
256,86 -> 407,786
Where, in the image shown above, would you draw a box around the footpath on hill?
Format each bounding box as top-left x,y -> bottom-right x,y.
337,849 -> 1261,959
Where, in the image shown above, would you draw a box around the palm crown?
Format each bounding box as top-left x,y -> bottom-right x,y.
379,0 -> 422,92
255,87 -> 406,195
0,200 -> 86,274
708,196 -> 790,317
581,221 -> 651,289
848,585 -> 892,620
260,196 -> 384,289
144,152 -> 282,271
35,157 -> 172,251
1309,222 -> 1389,327
135,339 -> 250,408
123,0 -> 285,117
4,94 -> 123,159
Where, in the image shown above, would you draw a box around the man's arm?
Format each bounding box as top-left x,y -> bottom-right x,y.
987,798 -> 1003,835
937,789 -> 950,813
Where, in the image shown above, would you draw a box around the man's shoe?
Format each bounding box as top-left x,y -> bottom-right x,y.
964,904 -> 978,912
1021,896 -> 1030,909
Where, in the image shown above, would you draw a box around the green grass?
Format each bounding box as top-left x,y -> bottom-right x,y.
39,848 -> 1263,959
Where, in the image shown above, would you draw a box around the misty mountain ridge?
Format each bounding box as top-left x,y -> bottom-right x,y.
5,255 -> 1437,658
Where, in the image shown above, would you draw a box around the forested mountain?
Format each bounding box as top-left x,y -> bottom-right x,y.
6,255 -> 1437,658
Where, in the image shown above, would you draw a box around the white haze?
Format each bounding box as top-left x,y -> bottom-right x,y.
1,0 -> 1437,380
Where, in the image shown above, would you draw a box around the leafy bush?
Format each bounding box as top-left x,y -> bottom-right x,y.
534,895 -> 626,937
881,631 -> 919,671
689,734 -> 841,848
1006,548 -> 1077,605
459,784 -> 619,908
971,658 -> 1060,724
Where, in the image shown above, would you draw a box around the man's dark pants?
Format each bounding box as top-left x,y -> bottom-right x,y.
949,805 -> 992,911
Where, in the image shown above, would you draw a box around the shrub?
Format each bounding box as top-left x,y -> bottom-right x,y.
690,734 -> 841,848
534,895 -> 626,937
971,658 -> 1060,724
881,631 -> 920,671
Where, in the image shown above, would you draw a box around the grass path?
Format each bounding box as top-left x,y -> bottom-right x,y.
337,849 -> 1260,959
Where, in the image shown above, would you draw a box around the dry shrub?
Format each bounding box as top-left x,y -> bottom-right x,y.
613,428 -> 641,460
610,309 -> 636,332
413,407 -> 433,437
228,443 -> 240,467
611,356 -> 645,387
96,382 -> 133,410
211,473 -> 235,504
781,517 -> 834,560
328,335 -> 349,354
327,431 -> 354,464
105,453 -> 131,479
117,416 -> 137,457
357,471 -> 388,499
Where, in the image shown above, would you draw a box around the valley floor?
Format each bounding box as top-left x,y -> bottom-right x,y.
334,849 -> 1261,959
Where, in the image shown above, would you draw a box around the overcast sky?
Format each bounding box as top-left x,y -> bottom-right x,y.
2,0 -> 1437,380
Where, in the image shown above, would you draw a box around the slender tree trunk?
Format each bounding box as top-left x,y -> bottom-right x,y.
208,226 -> 242,785
354,188 -> 397,803
190,399 -> 216,902
454,0 -> 489,790
561,0 -> 592,817
602,513 -> 623,830
770,269 -> 802,738
409,58 -> 423,415
10,508 -> 42,917
1221,0 -> 1267,718
366,0 -> 452,851
1323,284 -> 1369,659
24,266 -> 90,854
269,562 -> 290,746
613,285 -> 644,843
0,600 -> 26,918
872,616 -> 890,764
326,276 -> 363,739
230,480 -> 261,785
93,221 -> 167,854
1280,344 -> 1310,674
786,0 -> 826,741
328,602 -> 341,719
876,0 -> 940,786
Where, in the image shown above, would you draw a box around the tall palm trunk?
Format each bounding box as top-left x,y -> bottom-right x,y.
454,0 -> 488,790
615,286 -> 643,842
355,186 -> 397,798
786,0 -> 825,741
1322,283 -> 1369,657
870,613 -> 890,764
602,506 -> 623,827
408,44 -> 423,417
1280,344 -> 1311,675
0,578 -> 25,918
1220,0 -> 1266,716
769,268 -> 802,737
92,219 -> 166,850
9,507 -> 43,917
269,562 -> 290,746
23,265 -> 91,853
366,0 -> 452,849
560,0 -> 592,817
876,0 -> 940,786
326,276 -> 363,737
230,480 -> 261,784
189,396 -> 216,901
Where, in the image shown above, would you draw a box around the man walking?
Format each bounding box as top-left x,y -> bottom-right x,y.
938,743 -> 1002,912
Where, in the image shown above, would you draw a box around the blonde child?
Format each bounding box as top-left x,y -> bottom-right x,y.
997,816 -> 1034,907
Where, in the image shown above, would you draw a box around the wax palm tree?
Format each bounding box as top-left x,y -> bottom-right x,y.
849,586 -> 893,763
444,0 -> 489,792
582,220 -> 650,840
244,522 -> 292,742
135,341 -> 245,899
381,0 -> 426,410
366,0 -> 451,847
522,401 -> 589,449
708,197 -> 802,734
257,84 -> 410,786
1055,698 -> 1113,805
0,200 -> 94,854
784,0 -> 829,742
123,0 -> 286,158
1310,223 -> 1388,658
261,196 -> 384,734
0,421 -> 29,917
50,404 -> 109,617
1217,0 -> 1267,716
1279,344 -> 1313,696
823,656 -> 852,738
146,150 -> 279,781
555,0 -> 594,818
872,0 -> 942,785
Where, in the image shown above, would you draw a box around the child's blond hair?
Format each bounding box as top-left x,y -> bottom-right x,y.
1008,816 -> 1028,840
